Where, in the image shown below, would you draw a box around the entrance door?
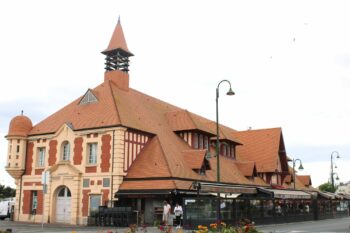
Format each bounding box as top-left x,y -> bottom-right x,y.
56,187 -> 71,223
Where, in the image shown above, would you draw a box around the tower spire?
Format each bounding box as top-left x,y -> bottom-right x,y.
102,17 -> 133,73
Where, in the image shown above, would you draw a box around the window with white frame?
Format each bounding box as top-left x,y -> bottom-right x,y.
37,147 -> 45,167
62,141 -> 70,161
88,143 -> 97,164
89,195 -> 101,215
32,191 -> 38,212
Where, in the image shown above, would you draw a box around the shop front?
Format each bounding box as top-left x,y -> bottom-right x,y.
183,186 -> 315,228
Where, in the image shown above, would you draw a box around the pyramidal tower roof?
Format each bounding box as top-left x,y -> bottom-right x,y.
102,17 -> 133,56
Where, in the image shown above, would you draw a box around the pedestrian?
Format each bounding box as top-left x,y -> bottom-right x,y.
174,203 -> 183,228
162,201 -> 171,225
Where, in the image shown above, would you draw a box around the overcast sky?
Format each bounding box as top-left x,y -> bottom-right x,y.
0,0 -> 349,188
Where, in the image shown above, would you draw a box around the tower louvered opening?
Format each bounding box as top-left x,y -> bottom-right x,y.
104,49 -> 131,73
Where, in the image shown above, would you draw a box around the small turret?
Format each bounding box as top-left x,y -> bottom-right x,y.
102,17 -> 133,73
5,112 -> 33,179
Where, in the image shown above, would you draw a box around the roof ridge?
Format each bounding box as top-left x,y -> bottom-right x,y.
155,136 -> 174,178
108,80 -> 122,125
236,127 -> 282,133
184,110 -> 198,129
182,149 -> 206,153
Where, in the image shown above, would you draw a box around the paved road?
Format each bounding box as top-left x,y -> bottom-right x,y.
0,220 -> 130,233
1,217 -> 350,233
258,217 -> 350,233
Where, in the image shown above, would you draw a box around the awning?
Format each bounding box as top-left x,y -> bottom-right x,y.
338,194 -> 350,200
317,191 -> 346,200
259,188 -> 311,199
197,182 -> 257,194
210,193 -> 241,199
317,191 -> 335,199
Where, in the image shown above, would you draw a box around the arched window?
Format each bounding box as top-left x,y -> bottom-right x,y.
62,141 -> 70,161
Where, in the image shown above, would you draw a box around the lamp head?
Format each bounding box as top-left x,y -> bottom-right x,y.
336,154 -> 340,159
336,175 -> 340,180
298,163 -> 304,171
226,87 -> 235,96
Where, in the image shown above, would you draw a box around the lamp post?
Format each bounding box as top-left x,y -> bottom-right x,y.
215,80 -> 235,221
292,158 -> 304,190
330,151 -> 340,190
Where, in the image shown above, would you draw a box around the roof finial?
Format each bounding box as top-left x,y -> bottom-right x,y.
21,110 -> 23,116
118,15 -> 120,24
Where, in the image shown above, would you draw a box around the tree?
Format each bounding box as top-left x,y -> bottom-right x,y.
318,182 -> 336,193
0,185 -> 15,199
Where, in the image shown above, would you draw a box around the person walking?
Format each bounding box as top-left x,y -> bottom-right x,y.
174,203 -> 183,229
162,201 -> 171,225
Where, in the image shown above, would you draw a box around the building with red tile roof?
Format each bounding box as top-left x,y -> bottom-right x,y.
5,19 -> 313,226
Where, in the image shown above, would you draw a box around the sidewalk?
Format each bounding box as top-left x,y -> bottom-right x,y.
0,220 -> 181,233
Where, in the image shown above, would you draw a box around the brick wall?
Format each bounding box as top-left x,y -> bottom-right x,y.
73,137 -> 83,165
100,134 -> 111,172
85,166 -> 97,173
35,168 -> 44,175
22,190 -> 31,214
36,191 -> 43,214
25,142 -> 34,175
82,190 -> 90,217
48,140 -> 57,166
23,182 -> 42,186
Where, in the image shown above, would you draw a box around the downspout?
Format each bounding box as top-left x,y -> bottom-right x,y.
110,130 -> 115,208
18,139 -> 28,220
18,175 -> 23,221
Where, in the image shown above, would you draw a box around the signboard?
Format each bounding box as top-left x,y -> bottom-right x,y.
200,185 -> 256,194
41,171 -> 50,185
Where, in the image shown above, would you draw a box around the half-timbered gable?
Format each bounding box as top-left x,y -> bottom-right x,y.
233,128 -> 291,186
123,129 -> 153,172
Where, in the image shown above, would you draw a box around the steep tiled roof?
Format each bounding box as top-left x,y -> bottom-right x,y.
297,175 -> 312,186
253,177 -> 269,186
102,18 -> 133,55
182,150 -> 207,170
234,161 -> 255,177
206,122 -> 242,144
125,137 -> 172,178
119,179 -> 194,191
233,128 -> 283,173
205,155 -> 253,185
120,180 -> 176,190
283,173 -> 314,191
30,81 -> 121,135
165,110 -> 214,135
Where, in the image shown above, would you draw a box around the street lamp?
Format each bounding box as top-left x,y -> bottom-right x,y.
216,79 -> 235,221
330,151 -> 340,190
292,158 -> 304,190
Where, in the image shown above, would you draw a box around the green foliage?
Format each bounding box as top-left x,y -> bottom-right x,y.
0,185 -> 15,199
318,182 -> 336,193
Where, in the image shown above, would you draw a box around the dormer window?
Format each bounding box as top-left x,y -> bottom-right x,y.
192,132 -> 210,149
79,90 -> 98,105
219,141 -> 235,159
196,159 -> 211,176
62,141 -> 70,161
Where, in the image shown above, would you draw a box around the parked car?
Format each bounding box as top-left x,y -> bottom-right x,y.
0,197 -> 15,220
